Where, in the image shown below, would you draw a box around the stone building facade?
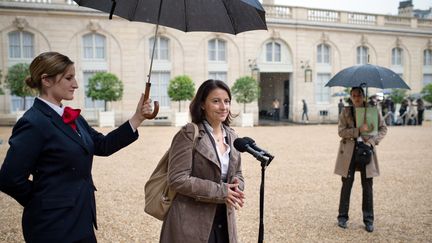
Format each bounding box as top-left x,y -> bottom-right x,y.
0,0 -> 431,125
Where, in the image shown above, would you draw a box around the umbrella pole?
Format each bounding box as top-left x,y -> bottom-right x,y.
143,0 -> 165,119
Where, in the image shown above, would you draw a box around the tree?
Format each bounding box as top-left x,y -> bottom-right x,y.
167,75 -> 195,112
5,63 -> 34,110
388,88 -> 407,104
231,76 -> 260,113
421,83 -> 432,104
86,72 -> 123,111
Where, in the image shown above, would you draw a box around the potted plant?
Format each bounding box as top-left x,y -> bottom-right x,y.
167,75 -> 195,126
231,76 -> 260,127
5,63 -> 35,120
86,72 -> 123,127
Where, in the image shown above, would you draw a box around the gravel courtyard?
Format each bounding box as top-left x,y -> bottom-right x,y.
1,123 -> 431,242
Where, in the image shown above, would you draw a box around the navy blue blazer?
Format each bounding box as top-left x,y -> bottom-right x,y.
0,98 -> 139,242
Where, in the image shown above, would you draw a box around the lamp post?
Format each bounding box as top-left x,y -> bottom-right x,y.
301,60 -> 313,82
248,59 -> 260,81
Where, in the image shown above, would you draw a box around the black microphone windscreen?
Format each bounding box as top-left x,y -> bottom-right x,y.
243,137 -> 255,144
233,138 -> 249,152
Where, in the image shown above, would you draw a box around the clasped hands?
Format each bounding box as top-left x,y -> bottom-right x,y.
226,177 -> 245,210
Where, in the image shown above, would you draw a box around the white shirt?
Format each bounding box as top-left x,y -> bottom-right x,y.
204,121 -> 230,180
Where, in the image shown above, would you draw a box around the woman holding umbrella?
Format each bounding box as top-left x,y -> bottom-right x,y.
334,87 -> 387,233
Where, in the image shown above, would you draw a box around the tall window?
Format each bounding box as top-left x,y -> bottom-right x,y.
423,74 -> 432,86
315,73 -> 331,103
150,71 -> 170,108
356,46 -> 369,64
149,36 -> 169,61
83,71 -> 105,109
209,72 -> 227,82
425,49 -> 432,66
317,43 -> 331,64
83,33 -> 106,59
208,39 -> 226,62
266,41 -> 281,62
392,47 -> 403,65
8,31 -> 34,59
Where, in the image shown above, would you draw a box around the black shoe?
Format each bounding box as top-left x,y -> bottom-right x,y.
338,220 -> 347,229
365,224 -> 374,232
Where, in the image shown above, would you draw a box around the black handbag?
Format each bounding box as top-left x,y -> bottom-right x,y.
354,142 -> 373,166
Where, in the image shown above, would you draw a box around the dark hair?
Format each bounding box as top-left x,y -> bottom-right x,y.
25,52 -> 74,91
350,87 -> 365,97
190,79 -> 233,126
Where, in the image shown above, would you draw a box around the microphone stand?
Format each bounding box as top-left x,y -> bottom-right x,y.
256,155 -> 273,243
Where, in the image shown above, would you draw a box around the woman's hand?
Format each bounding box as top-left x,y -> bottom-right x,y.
129,94 -> 153,129
226,178 -> 245,210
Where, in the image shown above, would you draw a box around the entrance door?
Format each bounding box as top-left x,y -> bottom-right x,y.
283,79 -> 290,119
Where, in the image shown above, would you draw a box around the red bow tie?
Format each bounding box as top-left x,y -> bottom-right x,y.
62,106 -> 81,131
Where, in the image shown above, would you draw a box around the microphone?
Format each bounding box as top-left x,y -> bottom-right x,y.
234,138 -> 271,164
243,137 -> 274,159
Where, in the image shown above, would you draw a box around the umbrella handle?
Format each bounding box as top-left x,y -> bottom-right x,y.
144,82 -> 159,119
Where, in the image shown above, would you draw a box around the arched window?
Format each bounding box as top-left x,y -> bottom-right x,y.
392,47 -> 403,65
317,43 -> 331,64
149,36 -> 169,61
266,41 -> 281,62
356,46 -> 369,64
8,31 -> 34,59
83,33 -> 106,59
424,49 -> 432,66
208,38 -> 226,62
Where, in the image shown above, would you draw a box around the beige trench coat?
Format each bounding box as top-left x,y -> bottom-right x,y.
334,106 -> 387,178
160,123 -> 244,243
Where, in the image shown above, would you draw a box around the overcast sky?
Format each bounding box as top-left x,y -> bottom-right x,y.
273,0 -> 431,15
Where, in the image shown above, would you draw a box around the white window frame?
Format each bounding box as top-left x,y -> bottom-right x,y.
208,39 -> 227,62
208,71 -> 227,83
149,36 -> 170,61
392,47 -> 403,66
315,73 -> 331,103
83,33 -> 106,60
356,46 -> 369,64
8,31 -> 34,60
317,43 -> 331,64
265,41 -> 281,63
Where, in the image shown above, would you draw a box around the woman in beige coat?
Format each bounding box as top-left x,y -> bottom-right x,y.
334,87 -> 387,233
160,79 -> 245,243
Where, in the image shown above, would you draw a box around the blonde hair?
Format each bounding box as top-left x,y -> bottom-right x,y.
25,52 -> 74,91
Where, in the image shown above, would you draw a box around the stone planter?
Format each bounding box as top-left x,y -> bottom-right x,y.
240,113 -> 254,127
173,112 -> 189,127
98,111 -> 115,127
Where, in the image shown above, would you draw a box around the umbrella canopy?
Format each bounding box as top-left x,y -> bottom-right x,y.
325,64 -> 410,90
74,0 -> 267,119
74,0 -> 267,35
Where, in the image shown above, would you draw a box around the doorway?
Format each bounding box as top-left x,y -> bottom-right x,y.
258,72 -> 290,122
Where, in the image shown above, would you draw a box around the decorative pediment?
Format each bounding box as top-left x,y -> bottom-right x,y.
360,34 -> 368,45
13,17 -> 29,30
87,20 -> 101,32
320,32 -> 329,44
270,29 -> 280,40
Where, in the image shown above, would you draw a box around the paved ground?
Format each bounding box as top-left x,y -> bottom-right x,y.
0,123 -> 431,242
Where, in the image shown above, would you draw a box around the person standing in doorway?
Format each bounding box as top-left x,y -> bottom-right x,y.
302,99 -> 309,122
272,98 -> 280,121
334,87 -> 387,233
338,99 -> 345,115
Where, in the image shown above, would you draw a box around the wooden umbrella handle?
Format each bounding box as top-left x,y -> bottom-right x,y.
144,82 -> 159,119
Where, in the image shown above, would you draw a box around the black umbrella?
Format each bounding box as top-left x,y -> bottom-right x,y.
325,64 -> 410,128
325,64 -> 410,90
74,0 -> 267,119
